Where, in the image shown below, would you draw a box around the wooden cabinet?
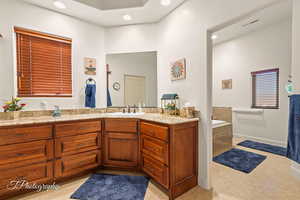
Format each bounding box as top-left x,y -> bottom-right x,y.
103,132 -> 138,168
0,124 -> 54,198
54,120 -> 102,180
103,119 -> 139,169
0,119 -> 102,199
140,121 -> 198,200
55,150 -> 101,178
0,117 -> 198,200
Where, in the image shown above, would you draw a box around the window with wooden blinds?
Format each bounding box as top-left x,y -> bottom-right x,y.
251,68 -> 279,109
15,27 -> 72,97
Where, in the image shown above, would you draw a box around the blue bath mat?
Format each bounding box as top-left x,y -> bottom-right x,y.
71,174 -> 149,200
213,148 -> 267,173
238,140 -> 287,157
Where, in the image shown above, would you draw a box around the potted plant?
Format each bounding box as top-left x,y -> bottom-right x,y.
2,97 -> 26,119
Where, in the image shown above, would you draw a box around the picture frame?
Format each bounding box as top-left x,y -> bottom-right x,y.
222,79 -> 232,89
84,57 -> 96,75
171,58 -> 186,81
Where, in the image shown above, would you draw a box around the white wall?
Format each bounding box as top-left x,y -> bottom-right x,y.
105,0 -> 281,189
0,0 -> 106,110
104,23 -> 157,54
106,52 -> 157,107
213,19 -> 292,146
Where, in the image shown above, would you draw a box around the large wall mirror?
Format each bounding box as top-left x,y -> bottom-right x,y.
106,51 -> 158,107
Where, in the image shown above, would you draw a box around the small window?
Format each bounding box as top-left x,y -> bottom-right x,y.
15,27 -> 72,97
251,68 -> 279,109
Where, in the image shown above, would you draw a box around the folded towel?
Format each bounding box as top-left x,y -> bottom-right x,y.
85,84 -> 96,108
287,95 -> 300,163
107,88 -> 112,107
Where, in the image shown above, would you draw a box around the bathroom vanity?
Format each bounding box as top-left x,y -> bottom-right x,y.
0,113 -> 198,200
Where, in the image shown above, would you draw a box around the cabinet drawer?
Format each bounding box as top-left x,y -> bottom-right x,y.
140,122 -> 169,142
55,120 -> 101,138
141,154 -> 169,189
105,119 -> 137,133
0,140 -> 53,166
55,150 -> 101,178
0,162 -> 53,190
55,133 -> 101,157
141,134 -> 169,165
0,125 -> 53,146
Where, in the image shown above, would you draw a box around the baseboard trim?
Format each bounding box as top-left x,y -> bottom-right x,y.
234,133 -> 287,147
291,162 -> 300,180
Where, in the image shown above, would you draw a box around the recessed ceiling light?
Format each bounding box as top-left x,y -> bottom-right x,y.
53,1 -> 66,9
161,0 -> 171,6
123,14 -> 132,21
211,35 -> 218,40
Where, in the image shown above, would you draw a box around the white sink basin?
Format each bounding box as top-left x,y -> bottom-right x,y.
107,112 -> 145,116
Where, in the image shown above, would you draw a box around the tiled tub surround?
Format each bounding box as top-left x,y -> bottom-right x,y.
0,109 -> 199,200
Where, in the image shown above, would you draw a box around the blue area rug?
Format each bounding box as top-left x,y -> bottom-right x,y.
238,140 -> 287,157
213,148 -> 267,173
71,174 -> 149,200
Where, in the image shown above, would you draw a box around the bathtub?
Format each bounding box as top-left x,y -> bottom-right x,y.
212,120 -> 233,156
212,120 -> 231,129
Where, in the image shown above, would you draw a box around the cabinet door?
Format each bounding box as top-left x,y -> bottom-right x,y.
104,132 -> 138,168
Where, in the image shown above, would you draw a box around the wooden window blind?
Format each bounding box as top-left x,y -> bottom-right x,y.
251,68 -> 279,109
15,27 -> 72,97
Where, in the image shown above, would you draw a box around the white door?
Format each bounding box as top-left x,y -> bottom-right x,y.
124,75 -> 146,106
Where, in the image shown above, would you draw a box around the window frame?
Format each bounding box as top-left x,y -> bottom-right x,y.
14,27 -> 73,98
251,68 -> 279,109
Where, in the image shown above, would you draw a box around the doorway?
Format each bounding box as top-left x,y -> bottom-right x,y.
124,75 -> 146,106
206,1 -> 299,199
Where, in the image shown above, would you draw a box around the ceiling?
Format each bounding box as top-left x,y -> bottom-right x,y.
213,0 -> 292,45
22,0 -> 186,27
72,0 -> 149,10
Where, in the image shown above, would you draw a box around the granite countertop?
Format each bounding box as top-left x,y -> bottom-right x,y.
0,113 -> 199,127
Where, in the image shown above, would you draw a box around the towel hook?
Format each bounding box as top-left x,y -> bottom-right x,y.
86,78 -> 96,85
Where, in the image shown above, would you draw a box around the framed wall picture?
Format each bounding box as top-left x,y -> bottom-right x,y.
84,57 -> 96,75
222,79 -> 232,89
171,58 -> 186,81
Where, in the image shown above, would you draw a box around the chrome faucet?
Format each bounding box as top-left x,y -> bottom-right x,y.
127,105 -> 131,113
133,104 -> 137,113
52,105 -> 61,117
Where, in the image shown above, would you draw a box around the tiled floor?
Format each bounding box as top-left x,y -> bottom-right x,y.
9,138 -> 300,200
